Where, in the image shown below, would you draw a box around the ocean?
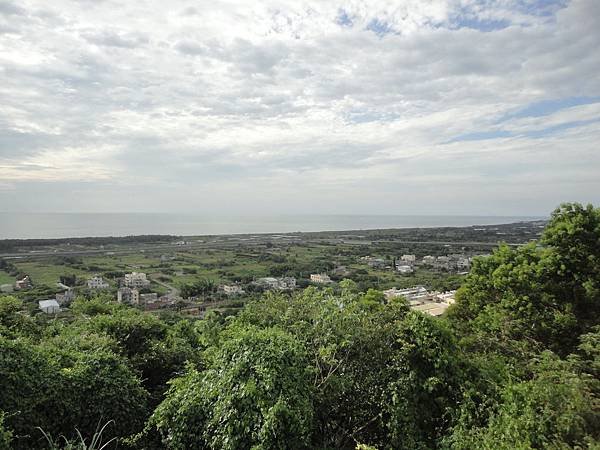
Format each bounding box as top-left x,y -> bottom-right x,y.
0,213 -> 545,240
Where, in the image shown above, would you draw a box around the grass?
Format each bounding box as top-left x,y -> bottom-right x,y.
12,262 -> 88,286
0,271 -> 14,285
5,239 -> 464,302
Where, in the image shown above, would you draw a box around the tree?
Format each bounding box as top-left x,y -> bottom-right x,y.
0,332 -> 148,449
150,326 -> 313,450
449,204 -> 600,356
0,412 -> 12,450
446,352 -> 600,449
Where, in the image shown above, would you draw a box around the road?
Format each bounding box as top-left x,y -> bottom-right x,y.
150,276 -> 180,297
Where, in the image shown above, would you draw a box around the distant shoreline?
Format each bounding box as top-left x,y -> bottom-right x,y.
0,219 -> 547,246
0,212 -> 546,241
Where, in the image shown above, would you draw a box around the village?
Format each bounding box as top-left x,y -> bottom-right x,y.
0,220 -> 542,319
5,250 -> 475,318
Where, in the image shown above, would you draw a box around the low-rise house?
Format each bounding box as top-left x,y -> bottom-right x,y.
433,290 -> 456,304
117,287 -> 139,304
254,277 -> 296,291
124,272 -> 150,288
383,286 -> 432,303
434,256 -> 451,270
87,276 -> 109,289
15,275 -> 32,290
421,256 -> 436,266
221,284 -> 245,296
140,293 -> 158,304
144,295 -> 176,310
310,273 -> 332,284
400,254 -> 416,265
360,256 -> 386,268
56,289 -> 75,305
456,257 -> 471,270
396,265 -> 414,274
383,286 -> 457,317
39,299 -> 61,314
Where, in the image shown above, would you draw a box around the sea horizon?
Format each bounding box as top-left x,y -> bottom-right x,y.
0,212 -> 546,240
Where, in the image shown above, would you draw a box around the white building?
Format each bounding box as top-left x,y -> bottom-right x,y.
310,273 -> 332,284
39,299 -> 61,314
434,256 -> 451,270
87,276 -> 109,289
456,257 -> 471,270
433,290 -> 457,304
400,254 -> 416,265
383,286 -> 431,302
421,256 -> 436,266
255,277 -> 296,291
396,265 -> 414,274
117,287 -> 140,304
221,285 -> 245,296
124,272 -> 150,288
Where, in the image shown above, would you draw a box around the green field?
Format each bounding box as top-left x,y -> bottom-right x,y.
12,261 -> 90,287
0,271 -> 14,285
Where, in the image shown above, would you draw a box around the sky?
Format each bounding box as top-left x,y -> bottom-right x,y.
0,0 -> 599,216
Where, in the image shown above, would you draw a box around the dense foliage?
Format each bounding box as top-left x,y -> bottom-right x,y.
0,203 -> 598,449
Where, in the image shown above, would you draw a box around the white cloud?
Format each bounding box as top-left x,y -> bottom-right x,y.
0,0 -> 598,214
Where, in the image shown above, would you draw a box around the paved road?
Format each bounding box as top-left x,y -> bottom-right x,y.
150,276 -> 180,297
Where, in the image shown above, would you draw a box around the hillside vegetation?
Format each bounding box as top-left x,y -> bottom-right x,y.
1,203 -> 599,449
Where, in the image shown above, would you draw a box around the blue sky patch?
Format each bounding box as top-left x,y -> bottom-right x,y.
454,17 -> 510,32
447,118 -> 600,143
336,9 -> 353,27
499,96 -> 600,122
446,130 -> 513,143
366,19 -> 395,37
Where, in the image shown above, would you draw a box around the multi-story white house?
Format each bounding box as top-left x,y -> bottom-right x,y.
421,256 -> 436,266
400,254 -> 416,265
221,285 -> 245,295
310,273 -> 332,284
87,276 -> 109,289
117,287 -> 140,304
124,272 -> 150,288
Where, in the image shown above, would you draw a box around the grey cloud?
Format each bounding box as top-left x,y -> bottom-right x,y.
82,29 -> 149,48
0,1 -> 26,16
0,0 -> 598,214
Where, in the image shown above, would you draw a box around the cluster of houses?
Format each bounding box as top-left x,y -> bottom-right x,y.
361,254 -> 472,274
253,277 -> 297,291
383,286 -> 456,316
29,251 -> 472,316
419,254 -> 472,272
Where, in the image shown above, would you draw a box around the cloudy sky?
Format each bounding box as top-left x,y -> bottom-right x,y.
0,0 -> 599,216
